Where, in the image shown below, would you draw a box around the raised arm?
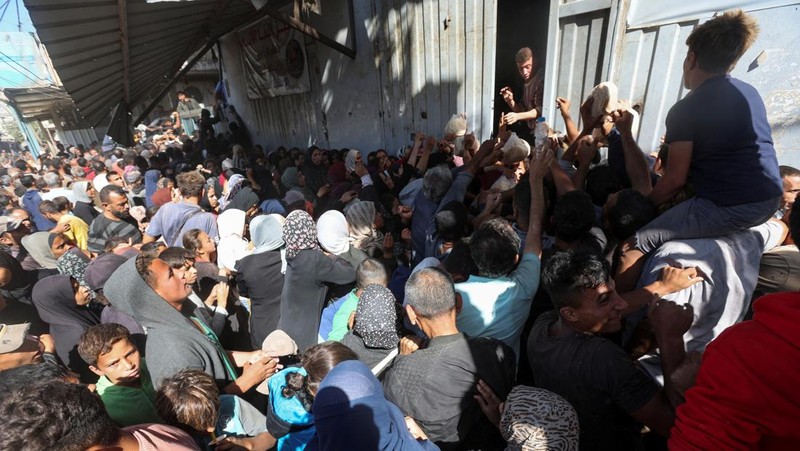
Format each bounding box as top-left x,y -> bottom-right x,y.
556,97 -> 580,144
611,109 -> 652,195
406,132 -> 424,167
629,298 -> 698,437
571,137 -> 598,191
415,136 -> 435,173
561,97 -> 606,162
525,140 -> 555,257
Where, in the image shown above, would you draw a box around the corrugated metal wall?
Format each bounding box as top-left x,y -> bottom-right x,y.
546,0 -> 800,164
614,21 -> 696,152
551,8 -> 611,130
613,3 -> 800,161
542,0 -> 622,136
221,0 -> 497,153
58,128 -> 100,147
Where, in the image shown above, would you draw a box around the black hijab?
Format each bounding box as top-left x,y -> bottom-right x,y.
32,275 -> 100,382
224,186 -> 260,213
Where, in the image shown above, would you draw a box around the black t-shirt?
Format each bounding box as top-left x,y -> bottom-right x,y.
527,311 -> 658,451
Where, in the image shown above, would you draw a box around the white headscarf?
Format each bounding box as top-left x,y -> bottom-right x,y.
250,214 -> 287,273
344,149 -> 360,173
73,181 -> 93,203
217,209 -> 250,272
317,210 -> 350,255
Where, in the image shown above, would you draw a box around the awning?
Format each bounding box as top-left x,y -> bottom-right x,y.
23,0 -> 261,128
0,86 -> 75,121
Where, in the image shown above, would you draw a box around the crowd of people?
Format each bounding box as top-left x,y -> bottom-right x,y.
1,9 -> 798,451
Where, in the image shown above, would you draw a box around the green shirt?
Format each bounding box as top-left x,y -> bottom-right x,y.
95,358 -> 162,427
328,291 -> 360,342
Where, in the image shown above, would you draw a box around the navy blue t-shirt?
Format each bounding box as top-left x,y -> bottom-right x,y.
665,75 -> 782,206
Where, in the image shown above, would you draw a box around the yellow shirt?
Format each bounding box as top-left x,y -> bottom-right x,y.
59,214 -> 89,251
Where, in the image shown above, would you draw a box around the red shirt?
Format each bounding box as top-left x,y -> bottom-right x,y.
670,292 -> 800,450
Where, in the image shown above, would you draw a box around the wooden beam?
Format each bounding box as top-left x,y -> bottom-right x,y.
118,0 -> 130,103
259,2 -> 356,59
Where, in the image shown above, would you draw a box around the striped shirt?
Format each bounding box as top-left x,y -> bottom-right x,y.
87,214 -> 142,253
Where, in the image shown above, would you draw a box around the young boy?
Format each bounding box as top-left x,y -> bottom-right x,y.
156,369 -> 275,451
39,196 -> 90,251
78,323 -> 162,426
616,9 -> 783,293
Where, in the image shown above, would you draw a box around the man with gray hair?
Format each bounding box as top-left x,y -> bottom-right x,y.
383,266 -> 515,450
410,139 -> 501,265
40,172 -> 77,204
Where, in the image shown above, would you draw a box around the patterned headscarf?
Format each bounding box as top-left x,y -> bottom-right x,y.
56,247 -> 92,289
220,174 -> 245,210
282,210 -> 319,260
353,284 -> 401,349
499,386 -> 579,451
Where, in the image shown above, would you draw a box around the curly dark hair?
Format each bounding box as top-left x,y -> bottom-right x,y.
0,380 -> 120,450
541,250 -> 610,309
282,370 -> 314,412
470,218 -> 521,278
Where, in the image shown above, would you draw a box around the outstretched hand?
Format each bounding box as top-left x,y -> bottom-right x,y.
658,266 -> 704,294
528,138 -> 556,181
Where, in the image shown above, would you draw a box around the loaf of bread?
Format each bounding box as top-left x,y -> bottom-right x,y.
444,113 -> 468,137
501,132 -> 531,165
588,82 -> 618,118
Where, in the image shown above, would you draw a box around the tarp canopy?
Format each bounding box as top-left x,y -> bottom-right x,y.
23,0 -> 262,130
